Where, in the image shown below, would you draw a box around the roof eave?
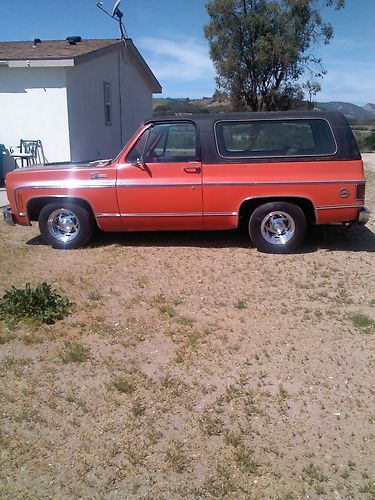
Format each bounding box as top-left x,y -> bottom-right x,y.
4,59 -> 75,68
125,39 -> 162,94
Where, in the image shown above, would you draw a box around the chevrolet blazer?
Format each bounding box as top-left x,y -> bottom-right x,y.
3,111 -> 370,253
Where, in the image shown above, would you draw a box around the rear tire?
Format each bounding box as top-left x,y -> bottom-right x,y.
39,202 -> 93,249
249,202 -> 306,254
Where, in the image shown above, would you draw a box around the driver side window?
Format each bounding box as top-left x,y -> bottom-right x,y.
144,122 -> 198,162
126,122 -> 199,163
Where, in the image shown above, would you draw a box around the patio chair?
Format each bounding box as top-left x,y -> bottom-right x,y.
10,139 -> 47,168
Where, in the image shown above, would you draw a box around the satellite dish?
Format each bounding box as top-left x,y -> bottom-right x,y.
97,0 -> 126,39
112,0 -> 122,18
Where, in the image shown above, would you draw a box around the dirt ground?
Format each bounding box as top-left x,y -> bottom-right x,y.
0,157 -> 374,499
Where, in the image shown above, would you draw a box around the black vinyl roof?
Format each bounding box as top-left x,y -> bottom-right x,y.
146,110 -> 344,125
144,110 -> 360,163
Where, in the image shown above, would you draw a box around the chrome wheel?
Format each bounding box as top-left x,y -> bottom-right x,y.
260,211 -> 295,245
47,208 -> 80,243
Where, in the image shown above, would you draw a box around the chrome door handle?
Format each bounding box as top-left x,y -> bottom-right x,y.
183,166 -> 201,173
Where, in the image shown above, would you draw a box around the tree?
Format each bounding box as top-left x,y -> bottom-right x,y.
204,0 -> 344,111
303,80 -> 321,108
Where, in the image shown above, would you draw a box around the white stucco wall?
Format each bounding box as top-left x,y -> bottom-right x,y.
65,51 -> 122,162
0,66 -> 70,173
66,45 -> 154,162
121,47 -> 154,146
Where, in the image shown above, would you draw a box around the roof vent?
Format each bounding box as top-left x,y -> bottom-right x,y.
66,36 -> 82,46
32,38 -> 42,48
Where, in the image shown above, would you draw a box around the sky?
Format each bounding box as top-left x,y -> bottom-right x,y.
0,0 -> 374,104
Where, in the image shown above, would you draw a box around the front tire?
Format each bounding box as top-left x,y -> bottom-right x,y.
39,202 -> 93,249
249,202 -> 306,254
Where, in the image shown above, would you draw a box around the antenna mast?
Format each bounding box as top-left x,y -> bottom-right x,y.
96,1 -> 128,40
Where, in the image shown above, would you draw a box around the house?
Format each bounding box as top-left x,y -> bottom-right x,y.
0,37 -> 161,175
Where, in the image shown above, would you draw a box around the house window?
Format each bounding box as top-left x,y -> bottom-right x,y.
103,82 -> 112,126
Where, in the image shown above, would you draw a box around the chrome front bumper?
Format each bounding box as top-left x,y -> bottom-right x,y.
357,207 -> 371,226
3,207 -> 15,226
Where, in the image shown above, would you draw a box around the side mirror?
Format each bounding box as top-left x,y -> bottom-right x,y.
131,157 -> 145,168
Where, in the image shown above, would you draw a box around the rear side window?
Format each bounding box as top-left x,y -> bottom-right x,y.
215,119 -> 337,158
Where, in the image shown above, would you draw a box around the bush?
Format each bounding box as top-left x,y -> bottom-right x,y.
357,133 -> 375,152
0,282 -> 72,325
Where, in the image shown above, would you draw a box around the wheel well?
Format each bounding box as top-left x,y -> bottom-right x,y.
27,197 -> 95,222
238,197 -> 316,226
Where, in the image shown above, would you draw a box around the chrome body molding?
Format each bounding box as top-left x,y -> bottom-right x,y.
95,212 -> 237,218
316,204 -> 364,210
205,211 -> 238,216
204,180 -> 362,187
14,181 -> 115,191
116,183 -> 201,188
117,180 -> 363,189
95,213 -> 122,218
121,212 -> 202,218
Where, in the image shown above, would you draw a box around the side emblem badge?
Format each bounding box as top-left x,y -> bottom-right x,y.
339,188 -> 350,199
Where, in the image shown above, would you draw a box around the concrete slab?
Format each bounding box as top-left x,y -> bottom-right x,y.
0,188 -> 9,207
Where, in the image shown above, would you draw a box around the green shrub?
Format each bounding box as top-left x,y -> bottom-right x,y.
0,282 -> 72,325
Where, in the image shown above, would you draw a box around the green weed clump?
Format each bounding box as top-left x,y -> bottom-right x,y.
351,313 -> 374,333
112,377 -> 135,394
0,282 -> 72,325
60,341 -> 90,363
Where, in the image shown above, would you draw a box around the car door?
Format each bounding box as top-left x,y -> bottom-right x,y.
116,121 -> 203,230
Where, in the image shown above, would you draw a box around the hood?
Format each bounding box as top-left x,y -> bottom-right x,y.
14,159 -> 112,172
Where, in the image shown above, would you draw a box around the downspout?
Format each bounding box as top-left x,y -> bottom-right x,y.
117,48 -> 123,150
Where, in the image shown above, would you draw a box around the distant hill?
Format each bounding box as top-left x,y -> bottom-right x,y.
317,102 -> 375,121
153,98 -> 210,116
153,97 -> 375,122
153,97 -> 231,116
362,103 -> 375,115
